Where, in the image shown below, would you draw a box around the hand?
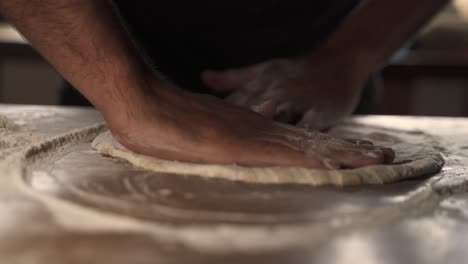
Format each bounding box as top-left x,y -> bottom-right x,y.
104,77 -> 394,169
201,53 -> 369,131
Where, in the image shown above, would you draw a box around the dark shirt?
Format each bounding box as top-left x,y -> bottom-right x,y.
113,1 -> 360,92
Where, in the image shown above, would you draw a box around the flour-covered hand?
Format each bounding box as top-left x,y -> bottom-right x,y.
202,54 -> 369,131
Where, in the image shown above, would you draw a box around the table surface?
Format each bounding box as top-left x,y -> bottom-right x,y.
0,104 -> 467,264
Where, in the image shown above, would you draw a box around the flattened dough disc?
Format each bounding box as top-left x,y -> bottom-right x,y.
92,127 -> 444,187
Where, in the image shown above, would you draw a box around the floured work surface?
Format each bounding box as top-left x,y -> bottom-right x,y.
1,105 -> 468,264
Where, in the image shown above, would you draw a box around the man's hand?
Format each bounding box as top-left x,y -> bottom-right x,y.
202,53 -> 367,131
107,76 -> 394,169
201,0 -> 449,132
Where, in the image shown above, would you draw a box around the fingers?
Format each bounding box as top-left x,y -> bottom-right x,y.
267,124 -> 396,167
320,148 -> 384,168
203,70 -> 303,124
245,128 -> 396,170
239,140 -> 336,169
251,140 -> 391,170
341,139 -> 395,164
321,143 -> 395,168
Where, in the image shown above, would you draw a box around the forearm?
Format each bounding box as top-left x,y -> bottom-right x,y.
0,0 -> 157,115
319,0 -> 449,68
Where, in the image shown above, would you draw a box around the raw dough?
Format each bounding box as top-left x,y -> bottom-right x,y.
92,127 -> 444,187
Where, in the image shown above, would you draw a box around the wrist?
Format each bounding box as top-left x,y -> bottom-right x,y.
98,71 -> 166,127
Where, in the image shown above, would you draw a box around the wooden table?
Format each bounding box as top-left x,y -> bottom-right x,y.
0,104 -> 467,264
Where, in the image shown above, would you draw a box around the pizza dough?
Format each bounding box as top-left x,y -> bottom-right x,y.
92,128 -> 444,187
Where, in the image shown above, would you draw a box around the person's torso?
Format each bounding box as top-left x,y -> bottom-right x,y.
113,0 -> 361,90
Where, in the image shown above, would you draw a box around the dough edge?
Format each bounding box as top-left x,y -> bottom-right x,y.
92,131 -> 445,187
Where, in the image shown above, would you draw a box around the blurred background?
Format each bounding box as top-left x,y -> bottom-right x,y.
0,0 -> 468,116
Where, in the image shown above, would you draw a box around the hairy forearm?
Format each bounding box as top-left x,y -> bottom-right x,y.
320,0 -> 450,68
0,0 -> 155,115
